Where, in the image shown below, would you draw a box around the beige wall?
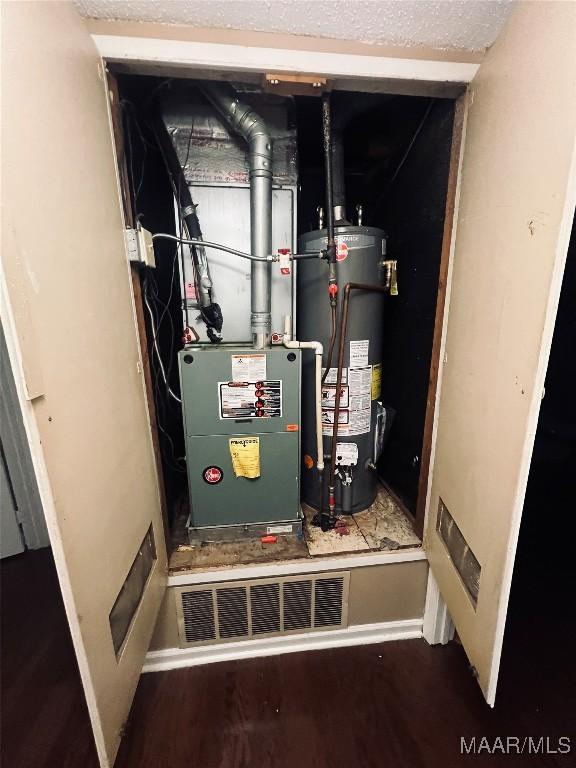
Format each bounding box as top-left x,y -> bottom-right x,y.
150,561 -> 428,651
426,0 -> 576,702
1,3 -> 166,765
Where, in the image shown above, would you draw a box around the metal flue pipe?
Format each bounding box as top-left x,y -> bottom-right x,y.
202,82 -> 273,348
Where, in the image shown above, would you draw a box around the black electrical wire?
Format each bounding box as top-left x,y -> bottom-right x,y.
146,244 -> 180,373
147,270 -> 178,401
143,272 -> 181,404
123,104 -> 147,210
388,100 -> 434,187
144,276 -> 185,474
122,95 -> 186,477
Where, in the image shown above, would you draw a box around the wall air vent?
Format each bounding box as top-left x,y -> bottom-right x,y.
181,589 -> 216,644
176,572 -> 350,648
437,498 -> 481,608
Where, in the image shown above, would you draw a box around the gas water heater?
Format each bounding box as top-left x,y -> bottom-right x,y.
298,225 -> 387,514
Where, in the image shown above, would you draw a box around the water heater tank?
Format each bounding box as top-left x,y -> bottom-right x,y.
297,225 -> 387,513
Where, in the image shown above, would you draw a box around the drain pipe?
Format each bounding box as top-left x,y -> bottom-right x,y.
283,316 -> 324,476
202,82 -> 273,349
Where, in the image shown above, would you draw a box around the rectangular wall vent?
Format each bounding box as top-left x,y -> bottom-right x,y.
437,498 -> 481,607
176,572 -> 350,648
109,525 -> 156,656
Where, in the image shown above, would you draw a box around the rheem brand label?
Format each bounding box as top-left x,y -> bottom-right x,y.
336,241 -> 348,261
203,466 -> 223,485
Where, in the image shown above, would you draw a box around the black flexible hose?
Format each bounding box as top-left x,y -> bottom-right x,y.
151,112 -> 224,343
151,115 -> 203,282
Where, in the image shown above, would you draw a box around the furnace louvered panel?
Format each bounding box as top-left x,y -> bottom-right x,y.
176,572 -> 349,647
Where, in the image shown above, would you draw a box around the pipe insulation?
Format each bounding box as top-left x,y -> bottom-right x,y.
202,82 -> 273,349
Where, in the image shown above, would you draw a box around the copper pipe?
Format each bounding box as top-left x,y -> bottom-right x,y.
328,282 -> 389,517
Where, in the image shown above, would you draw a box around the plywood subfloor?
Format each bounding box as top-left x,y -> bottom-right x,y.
302,507 -> 368,556
168,485 -> 421,574
303,486 -> 421,557
356,486 -> 422,550
169,535 -> 309,573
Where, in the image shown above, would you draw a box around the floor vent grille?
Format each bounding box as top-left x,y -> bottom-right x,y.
176,572 -> 350,648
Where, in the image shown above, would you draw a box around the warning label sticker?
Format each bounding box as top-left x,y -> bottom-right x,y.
219,383 -> 256,417
231,353 -> 266,382
349,366 -> 372,408
321,384 -> 349,410
350,339 -> 369,369
347,365 -> 372,436
320,364 -> 372,437
349,408 -> 371,435
322,367 -> 347,385
219,381 -> 282,419
371,363 -> 382,400
322,409 -> 349,435
335,442 -> 358,466
229,437 -> 260,479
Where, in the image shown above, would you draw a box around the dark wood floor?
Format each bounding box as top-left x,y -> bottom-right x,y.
2,517 -> 575,768
0,548 -> 97,767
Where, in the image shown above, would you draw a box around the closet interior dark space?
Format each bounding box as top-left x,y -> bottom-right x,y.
117,73 -> 454,529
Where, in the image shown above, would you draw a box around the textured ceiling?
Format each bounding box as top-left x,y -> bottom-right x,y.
75,0 -> 515,52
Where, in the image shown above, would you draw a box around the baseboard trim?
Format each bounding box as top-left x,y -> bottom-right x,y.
143,618 -> 423,673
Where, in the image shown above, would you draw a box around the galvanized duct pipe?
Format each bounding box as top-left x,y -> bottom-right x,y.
202,83 -> 273,349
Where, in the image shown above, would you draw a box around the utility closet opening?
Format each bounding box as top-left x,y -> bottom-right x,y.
113,71 -> 459,573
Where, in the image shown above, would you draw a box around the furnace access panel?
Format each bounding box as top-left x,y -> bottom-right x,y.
179,345 -> 302,534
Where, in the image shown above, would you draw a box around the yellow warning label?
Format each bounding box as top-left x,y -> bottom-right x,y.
390,264 -> 399,296
229,437 -> 261,479
371,363 -> 382,400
